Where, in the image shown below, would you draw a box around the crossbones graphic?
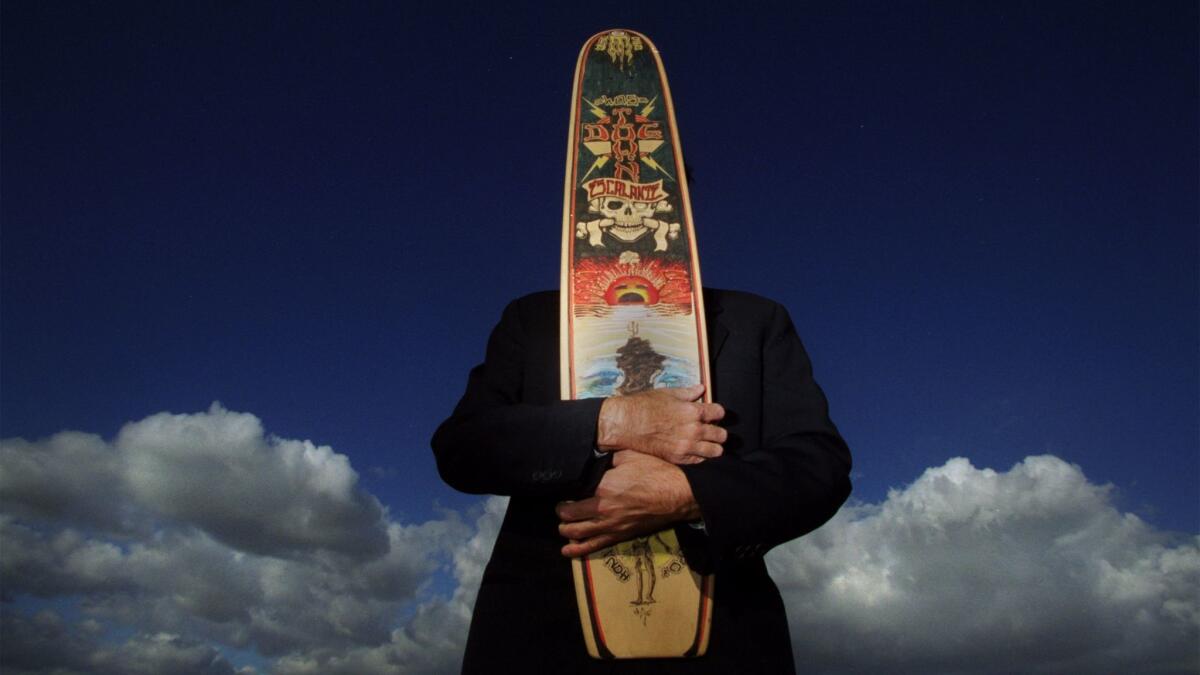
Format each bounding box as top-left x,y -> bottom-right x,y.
576,196 -> 680,251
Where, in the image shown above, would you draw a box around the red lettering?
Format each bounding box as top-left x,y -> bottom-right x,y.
612,125 -> 635,142
614,161 -> 640,182
614,144 -> 638,162
635,184 -> 660,201
582,124 -> 609,142
609,107 -> 638,163
637,122 -> 662,140
585,178 -> 665,203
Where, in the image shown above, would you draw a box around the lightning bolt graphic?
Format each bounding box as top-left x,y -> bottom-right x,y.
580,156 -> 610,183
640,155 -> 674,181
581,97 -> 607,119
640,96 -> 657,117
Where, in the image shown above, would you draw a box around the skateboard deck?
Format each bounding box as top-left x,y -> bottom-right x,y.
560,29 -> 714,659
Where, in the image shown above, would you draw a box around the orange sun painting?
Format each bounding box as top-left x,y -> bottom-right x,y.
604,275 -> 660,305
573,254 -> 692,310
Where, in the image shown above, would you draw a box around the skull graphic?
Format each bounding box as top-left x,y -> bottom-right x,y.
598,197 -> 656,242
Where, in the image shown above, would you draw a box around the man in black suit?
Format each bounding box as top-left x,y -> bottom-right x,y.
432,288 -> 851,673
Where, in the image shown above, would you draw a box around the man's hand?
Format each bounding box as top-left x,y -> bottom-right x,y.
557,451 -> 701,558
597,384 -> 727,465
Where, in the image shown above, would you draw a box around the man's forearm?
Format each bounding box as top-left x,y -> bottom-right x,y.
557,451 -> 702,557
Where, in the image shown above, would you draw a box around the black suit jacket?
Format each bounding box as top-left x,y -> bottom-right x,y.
432,288 -> 851,674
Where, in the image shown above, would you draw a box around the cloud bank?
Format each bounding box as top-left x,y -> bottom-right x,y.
0,404 -> 488,674
2,406 -> 1196,673
768,455 -> 1199,674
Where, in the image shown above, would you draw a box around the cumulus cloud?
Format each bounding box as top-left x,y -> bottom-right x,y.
0,405 -> 475,673
4,407 -> 1196,674
271,496 -> 508,675
0,608 -> 245,675
1,404 -> 389,557
0,431 -> 130,533
767,455 -> 1200,674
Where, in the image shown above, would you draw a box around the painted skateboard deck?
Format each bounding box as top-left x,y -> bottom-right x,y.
560,29 -> 714,659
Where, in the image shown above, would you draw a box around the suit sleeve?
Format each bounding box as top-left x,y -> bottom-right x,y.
680,302 -> 852,570
430,298 -> 608,498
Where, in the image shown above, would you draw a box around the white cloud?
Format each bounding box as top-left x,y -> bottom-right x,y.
0,404 -> 389,558
3,407 -> 1196,674
271,496 -> 508,675
0,431 -> 131,533
119,403 -> 389,558
0,609 -> 242,675
767,455 -> 1200,673
91,632 -> 241,675
0,405 -> 471,672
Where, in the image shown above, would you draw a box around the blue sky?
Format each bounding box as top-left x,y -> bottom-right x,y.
2,2 -> 1196,673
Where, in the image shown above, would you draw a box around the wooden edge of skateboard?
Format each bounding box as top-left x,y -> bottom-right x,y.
696,572 -> 715,655
564,30 -> 604,659
571,555 -> 603,658
560,32 -> 592,402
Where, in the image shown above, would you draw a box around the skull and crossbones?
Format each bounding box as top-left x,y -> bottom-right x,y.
576,196 -> 681,251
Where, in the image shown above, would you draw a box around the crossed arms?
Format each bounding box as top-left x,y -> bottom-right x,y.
430,291 -> 851,568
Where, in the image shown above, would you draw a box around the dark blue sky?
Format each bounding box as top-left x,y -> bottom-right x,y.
3,1 -> 1196,531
